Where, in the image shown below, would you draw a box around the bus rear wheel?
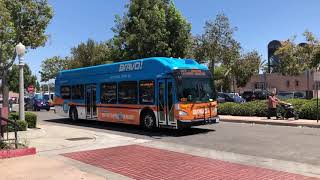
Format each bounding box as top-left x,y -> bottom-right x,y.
69,108 -> 78,122
142,111 -> 156,130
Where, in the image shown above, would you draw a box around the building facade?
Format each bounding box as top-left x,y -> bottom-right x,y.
236,71 -> 320,98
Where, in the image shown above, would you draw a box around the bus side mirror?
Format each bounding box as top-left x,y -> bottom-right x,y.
187,95 -> 192,101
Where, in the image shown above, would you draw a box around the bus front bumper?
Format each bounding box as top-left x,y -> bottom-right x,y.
178,116 -> 220,128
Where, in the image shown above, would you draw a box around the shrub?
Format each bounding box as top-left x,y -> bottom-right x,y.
218,98 -> 320,119
232,103 -> 254,116
0,140 -> 9,149
25,112 -> 37,128
5,120 -> 28,132
299,101 -> 318,120
218,102 -> 237,115
9,112 -> 37,128
9,112 -> 19,120
286,99 -> 309,113
218,100 -> 268,117
17,120 -> 28,131
252,100 -> 268,117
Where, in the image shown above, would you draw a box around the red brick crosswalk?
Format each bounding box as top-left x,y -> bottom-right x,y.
63,145 -> 318,180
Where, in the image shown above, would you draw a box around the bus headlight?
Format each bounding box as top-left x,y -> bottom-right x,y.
179,110 -> 188,116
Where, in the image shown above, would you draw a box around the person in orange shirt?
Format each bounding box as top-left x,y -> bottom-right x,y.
267,93 -> 279,119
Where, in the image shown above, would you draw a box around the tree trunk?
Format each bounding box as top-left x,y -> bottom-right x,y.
1,69 -> 9,126
211,59 -> 217,97
2,70 -> 9,108
232,76 -> 235,93
211,58 -> 215,77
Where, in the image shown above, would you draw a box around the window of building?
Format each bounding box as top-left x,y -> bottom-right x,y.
61,86 -> 71,99
254,82 -> 265,90
286,80 -> 290,87
72,85 -> 84,99
118,81 -> 137,104
139,80 -> 154,104
295,80 -> 299,87
101,83 -> 117,104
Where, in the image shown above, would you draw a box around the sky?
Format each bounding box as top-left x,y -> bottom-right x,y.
24,0 -> 320,82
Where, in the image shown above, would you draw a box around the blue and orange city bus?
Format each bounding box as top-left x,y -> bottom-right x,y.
54,57 -> 219,129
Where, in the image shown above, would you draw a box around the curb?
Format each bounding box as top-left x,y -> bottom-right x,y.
0,147 -> 36,159
220,119 -> 320,128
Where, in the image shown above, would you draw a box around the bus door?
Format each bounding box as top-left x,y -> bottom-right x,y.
157,79 -> 175,127
85,84 -> 97,119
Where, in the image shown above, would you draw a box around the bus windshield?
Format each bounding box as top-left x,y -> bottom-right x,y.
177,78 -> 214,103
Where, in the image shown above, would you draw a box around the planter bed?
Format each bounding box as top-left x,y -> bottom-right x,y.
0,147 -> 36,159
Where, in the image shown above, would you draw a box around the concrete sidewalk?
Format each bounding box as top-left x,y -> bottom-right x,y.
0,155 -> 106,180
3,124 -> 149,179
15,124 -> 151,156
220,115 -> 320,128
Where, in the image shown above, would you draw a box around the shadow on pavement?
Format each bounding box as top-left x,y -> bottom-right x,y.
43,118 -> 215,138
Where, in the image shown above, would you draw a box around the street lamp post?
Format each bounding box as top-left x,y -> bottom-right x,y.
16,43 -> 26,121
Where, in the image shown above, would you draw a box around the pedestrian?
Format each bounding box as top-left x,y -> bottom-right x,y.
267,92 -> 279,119
9,98 -> 13,112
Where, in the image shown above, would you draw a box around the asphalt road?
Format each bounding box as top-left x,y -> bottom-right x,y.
35,110 -> 320,166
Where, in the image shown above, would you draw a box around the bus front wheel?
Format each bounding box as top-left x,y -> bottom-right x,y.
69,107 -> 78,122
142,111 -> 156,130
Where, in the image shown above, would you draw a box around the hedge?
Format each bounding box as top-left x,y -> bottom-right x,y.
25,112 -> 37,128
218,99 -> 320,120
9,112 -> 19,121
218,100 -> 268,117
9,112 -> 37,128
5,120 -> 28,132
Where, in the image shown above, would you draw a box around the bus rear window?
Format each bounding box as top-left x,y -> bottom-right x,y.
61,86 -> 71,99
118,81 -> 137,104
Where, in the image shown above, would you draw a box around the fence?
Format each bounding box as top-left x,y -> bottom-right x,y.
0,115 -> 19,149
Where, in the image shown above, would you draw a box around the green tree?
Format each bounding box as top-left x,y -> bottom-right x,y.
68,39 -> 113,69
301,31 -> 320,70
40,56 -> 69,82
274,38 -> 304,75
233,51 -> 261,87
0,0 -> 53,107
213,66 -> 229,92
112,0 -> 191,61
193,13 -> 240,91
275,31 -> 320,75
40,83 -> 54,92
35,81 -> 40,92
193,14 -> 240,66
8,64 -> 37,93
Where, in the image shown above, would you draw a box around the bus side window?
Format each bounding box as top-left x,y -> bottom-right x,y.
118,81 -> 137,104
101,83 -> 117,104
72,84 -> 84,100
139,80 -> 154,105
61,86 -> 71,99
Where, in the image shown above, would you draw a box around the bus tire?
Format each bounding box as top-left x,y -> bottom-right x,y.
69,107 -> 78,122
141,111 -> 156,130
